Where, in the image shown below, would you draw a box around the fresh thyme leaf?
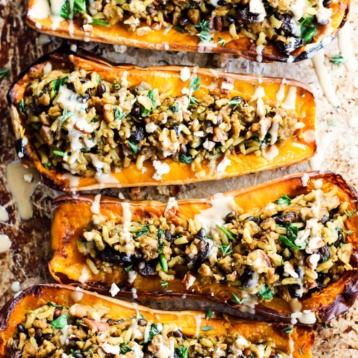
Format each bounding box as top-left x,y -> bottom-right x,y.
59,108 -> 74,125
218,244 -> 233,256
124,265 -> 133,272
46,302 -> 64,309
201,326 -> 213,332
164,26 -> 172,35
194,20 -> 213,42
205,308 -> 214,320
128,141 -> 138,153
189,96 -> 198,105
231,293 -> 249,304
160,280 -> 168,290
189,76 -> 201,92
346,230 -> 354,235
258,285 -> 273,300
282,326 -> 293,334
344,209 -> 356,217
0,68 -> 10,79
179,153 -> 193,164
218,37 -> 225,47
114,107 -> 126,120
169,103 -> 179,112
228,98 -> 243,110
216,225 -> 236,241
276,194 -> 291,205
18,99 -> 25,112
159,253 -> 168,272
330,54 -> 345,65
173,25 -> 185,34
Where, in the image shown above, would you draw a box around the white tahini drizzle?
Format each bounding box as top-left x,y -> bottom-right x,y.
338,23 -> 358,73
311,50 -> 339,107
6,161 -> 40,220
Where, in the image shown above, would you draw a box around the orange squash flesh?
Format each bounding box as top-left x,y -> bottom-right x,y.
26,0 -> 348,63
49,172 -> 358,323
0,284 -> 315,358
8,51 -> 316,192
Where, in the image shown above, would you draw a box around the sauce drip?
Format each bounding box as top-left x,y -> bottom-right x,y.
6,161 -> 40,220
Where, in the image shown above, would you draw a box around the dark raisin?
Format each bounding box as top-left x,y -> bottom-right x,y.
30,100 -> 47,116
225,212 -> 237,224
196,228 -> 206,239
35,328 -> 42,340
245,216 -> 261,225
275,265 -> 284,277
236,6 -> 261,24
96,83 -> 107,97
173,125 -> 181,136
130,102 -> 144,120
66,83 -> 76,92
288,284 -> 301,298
17,324 -> 26,334
168,329 -> 183,337
74,354 -> 84,358
218,0 -> 227,5
137,261 -> 156,276
275,37 -> 304,55
111,332 -> 119,337
54,309 -> 62,319
76,93 -> 90,103
284,212 -> 297,222
79,78 -> 89,84
321,215 -> 329,225
179,17 -> 189,26
241,266 -> 254,285
67,340 -> 77,349
165,230 -> 173,242
180,144 -> 187,154
323,0 -> 331,6
318,245 -> 330,262
279,14 -> 297,36
138,319 -> 147,326
129,126 -> 145,143
274,216 -> 285,225
42,334 -> 53,341
225,15 -> 235,24
146,6 -> 155,14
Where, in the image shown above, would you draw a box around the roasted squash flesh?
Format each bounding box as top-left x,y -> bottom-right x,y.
8,52 -> 316,191
0,284 -> 314,358
50,172 -> 358,323
26,0 -> 349,62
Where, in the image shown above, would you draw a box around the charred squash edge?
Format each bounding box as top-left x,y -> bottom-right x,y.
8,50 -> 316,192
49,171 -> 358,323
25,0 -> 349,63
0,284 -> 315,358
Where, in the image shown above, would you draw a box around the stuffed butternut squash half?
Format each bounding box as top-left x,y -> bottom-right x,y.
9,52 -> 316,191
0,285 -> 315,358
26,0 -> 348,62
50,172 -> 358,324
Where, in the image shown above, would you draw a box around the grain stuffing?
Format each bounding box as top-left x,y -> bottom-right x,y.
18,64 -> 299,178
46,0 -> 334,56
5,302 -> 291,358
78,185 -> 354,305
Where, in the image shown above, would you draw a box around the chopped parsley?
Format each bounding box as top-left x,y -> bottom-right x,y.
276,194 -> 291,205
258,285 -> 273,300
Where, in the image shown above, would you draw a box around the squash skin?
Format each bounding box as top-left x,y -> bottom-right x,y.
0,284 -> 314,358
8,51 -> 316,192
49,171 -> 358,323
25,0 -> 349,63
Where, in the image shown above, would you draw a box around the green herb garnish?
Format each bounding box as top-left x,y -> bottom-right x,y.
50,313 -> 68,329
330,54 -> 345,65
194,20 -> 213,42
124,265 -> 133,272
344,209 -> 356,217
160,280 -> 168,290
217,225 -> 236,241
218,37 -> 225,47
0,68 -> 10,79
134,225 -> 149,238
128,141 -> 138,153
218,244 -> 233,256
53,150 -> 65,157
189,76 -> 201,92
176,347 -> 189,358
258,285 -> 273,300
120,343 -> 132,354
276,194 -> 291,205
145,323 -> 163,343
114,107 -> 126,120
201,326 -> 213,332
91,19 -> 110,27
205,309 -> 214,320
179,153 -> 193,164
231,293 -> 249,304
159,253 -> 168,272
